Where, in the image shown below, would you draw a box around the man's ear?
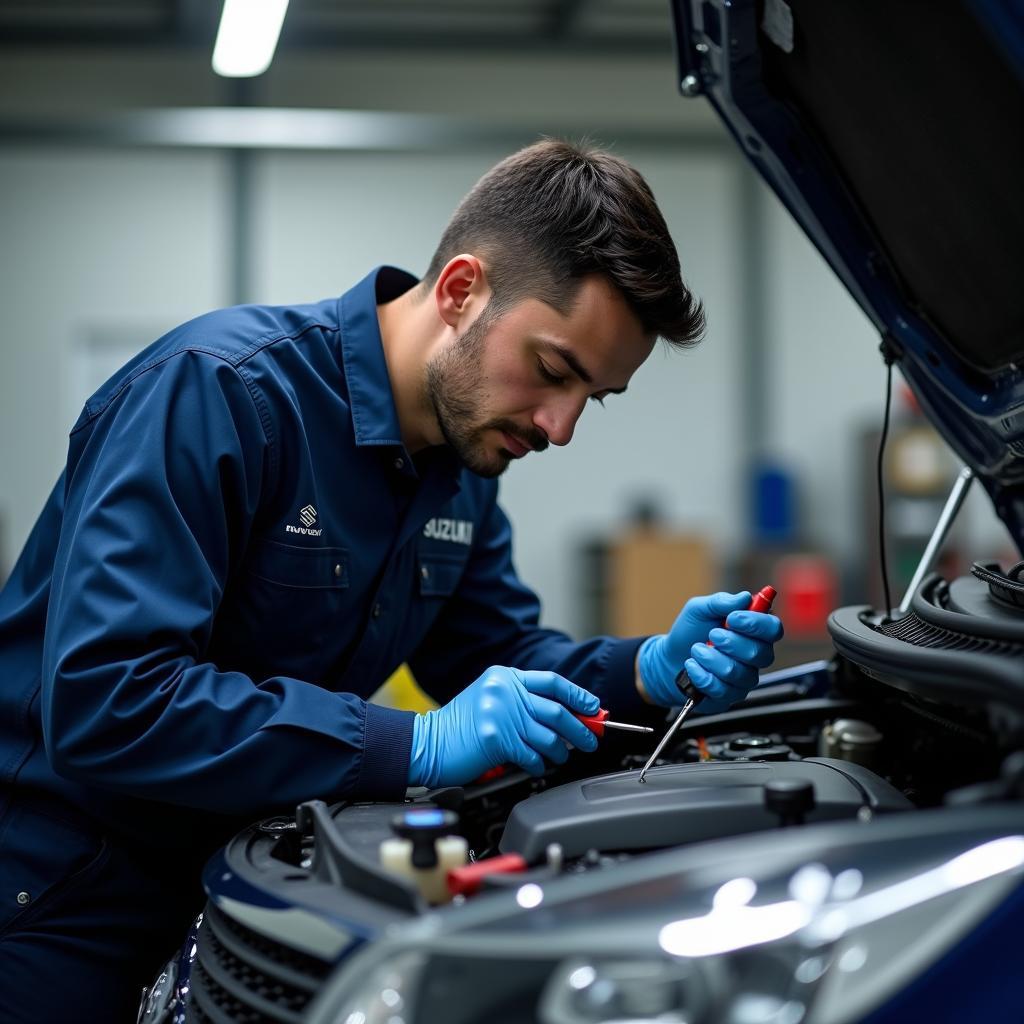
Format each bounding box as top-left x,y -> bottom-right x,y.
434,254 -> 489,329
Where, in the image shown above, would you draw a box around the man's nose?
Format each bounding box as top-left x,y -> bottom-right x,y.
533,398 -> 584,447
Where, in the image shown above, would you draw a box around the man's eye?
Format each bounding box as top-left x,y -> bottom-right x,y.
590,395 -> 607,407
537,360 -> 565,385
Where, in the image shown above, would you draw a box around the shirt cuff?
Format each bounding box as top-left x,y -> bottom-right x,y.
357,703 -> 416,800
600,635 -> 665,723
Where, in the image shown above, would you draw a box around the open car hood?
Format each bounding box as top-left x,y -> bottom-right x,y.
672,0 -> 1024,553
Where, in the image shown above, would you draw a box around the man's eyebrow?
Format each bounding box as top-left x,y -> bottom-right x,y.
542,341 -> 628,395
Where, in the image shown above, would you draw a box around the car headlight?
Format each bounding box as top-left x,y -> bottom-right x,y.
137,911 -> 201,1024
538,956 -> 714,1023
305,817 -> 1024,1024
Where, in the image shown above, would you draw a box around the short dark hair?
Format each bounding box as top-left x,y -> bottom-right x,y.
424,138 -> 705,348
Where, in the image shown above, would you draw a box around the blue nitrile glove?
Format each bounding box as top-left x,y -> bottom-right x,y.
637,591 -> 784,714
408,666 -> 602,788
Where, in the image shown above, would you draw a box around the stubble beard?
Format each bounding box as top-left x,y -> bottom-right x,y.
424,314 -> 547,478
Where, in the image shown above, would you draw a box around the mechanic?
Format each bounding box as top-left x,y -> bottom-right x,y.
0,139 -> 782,1020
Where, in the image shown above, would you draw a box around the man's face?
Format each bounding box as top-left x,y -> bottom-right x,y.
425,274 -> 654,477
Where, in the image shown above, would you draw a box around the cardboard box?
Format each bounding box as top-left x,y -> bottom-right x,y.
607,531 -> 716,637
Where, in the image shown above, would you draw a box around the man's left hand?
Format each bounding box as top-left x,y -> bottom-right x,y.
637,591 -> 784,714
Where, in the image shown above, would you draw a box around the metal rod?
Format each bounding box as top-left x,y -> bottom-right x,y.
896,466 -> 974,615
603,720 -> 654,734
637,697 -> 696,783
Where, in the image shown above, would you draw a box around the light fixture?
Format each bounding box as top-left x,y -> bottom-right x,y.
212,0 -> 290,79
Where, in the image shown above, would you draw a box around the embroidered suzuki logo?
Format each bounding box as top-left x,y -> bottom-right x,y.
286,504 -> 323,537
423,517 -> 473,545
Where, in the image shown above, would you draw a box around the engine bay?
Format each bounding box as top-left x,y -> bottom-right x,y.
178,564 -> 1024,1024
239,630 -> 1019,917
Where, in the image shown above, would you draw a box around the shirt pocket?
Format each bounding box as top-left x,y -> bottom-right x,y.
418,551 -> 467,597
246,537 -> 350,590
217,536 -> 356,681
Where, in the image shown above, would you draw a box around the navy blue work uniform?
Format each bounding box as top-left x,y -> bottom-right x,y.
0,267 -> 649,1021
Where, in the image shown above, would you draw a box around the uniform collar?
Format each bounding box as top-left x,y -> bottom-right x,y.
337,266 -> 419,450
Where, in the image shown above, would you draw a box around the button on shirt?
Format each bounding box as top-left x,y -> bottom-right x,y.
0,266 -> 647,853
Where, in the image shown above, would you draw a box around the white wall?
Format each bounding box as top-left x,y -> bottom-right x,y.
0,49 -> 1010,632
765,186 -> 882,565
0,147 -> 229,572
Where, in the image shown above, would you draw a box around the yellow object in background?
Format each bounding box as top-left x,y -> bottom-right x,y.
371,664 -> 439,713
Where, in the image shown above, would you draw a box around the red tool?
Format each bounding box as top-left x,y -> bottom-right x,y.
473,708 -> 652,784
447,853 -> 528,897
638,585 -> 778,784
704,586 -> 777,650
573,707 -> 654,738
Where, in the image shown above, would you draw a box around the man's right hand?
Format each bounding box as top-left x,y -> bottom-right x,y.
407,666 -> 601,788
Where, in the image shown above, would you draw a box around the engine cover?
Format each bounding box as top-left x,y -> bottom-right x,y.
500,759 -> 911,862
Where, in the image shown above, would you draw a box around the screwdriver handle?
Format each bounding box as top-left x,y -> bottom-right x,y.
675,585 -> 778,704
573,708 -> 610,738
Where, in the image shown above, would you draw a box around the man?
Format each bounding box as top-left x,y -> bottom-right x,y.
0,139 -> 782,1020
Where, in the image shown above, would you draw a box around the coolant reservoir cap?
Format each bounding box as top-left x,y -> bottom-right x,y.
391,808 -> 461,868
392,807 -> 460,835
403,809 -> 444,826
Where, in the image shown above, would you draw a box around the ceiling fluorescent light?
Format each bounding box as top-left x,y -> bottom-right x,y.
212,0 -> 290,78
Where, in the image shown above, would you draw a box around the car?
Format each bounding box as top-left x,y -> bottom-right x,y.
139,2 -> 1024,1021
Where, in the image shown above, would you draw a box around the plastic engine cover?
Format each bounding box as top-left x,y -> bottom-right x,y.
500,759 -> 911,862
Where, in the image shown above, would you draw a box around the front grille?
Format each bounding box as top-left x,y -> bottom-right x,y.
186,902 -> 332,1023
877,611 -> 1024,656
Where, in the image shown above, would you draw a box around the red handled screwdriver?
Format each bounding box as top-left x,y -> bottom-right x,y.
573,707 -> 654,738
637,585 -> 778,784
474,708 -> 652,784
